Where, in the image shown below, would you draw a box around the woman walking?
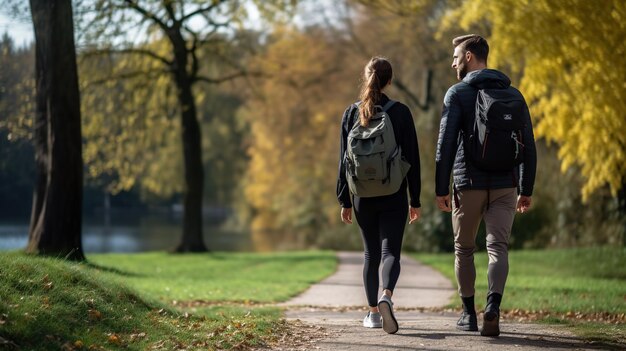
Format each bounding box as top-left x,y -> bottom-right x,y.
336,57 -> 422,334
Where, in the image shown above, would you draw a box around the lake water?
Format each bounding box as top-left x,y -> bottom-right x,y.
0,211 -> 252,253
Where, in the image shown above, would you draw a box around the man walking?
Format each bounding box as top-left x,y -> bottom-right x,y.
435,34 -> 537,336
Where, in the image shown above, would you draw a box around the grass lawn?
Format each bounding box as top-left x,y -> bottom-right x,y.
412,247 -> 626,344
0,251 -> 336,350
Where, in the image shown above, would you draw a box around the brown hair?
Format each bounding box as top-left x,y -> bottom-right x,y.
452,34 -> 489,63
358,57 -> 393,127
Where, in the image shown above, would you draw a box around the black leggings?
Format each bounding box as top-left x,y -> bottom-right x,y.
353,190 -> 408,307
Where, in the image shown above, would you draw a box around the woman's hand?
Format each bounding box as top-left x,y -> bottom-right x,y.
409,206 -> 421,224
341,207 -> 353,224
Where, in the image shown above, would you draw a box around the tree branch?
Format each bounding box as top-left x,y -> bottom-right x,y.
84,47 -> 173,66
339,2 -> 433,111
123,0 -> 170,31
393,69 -> 433,111
181,0 -> 226,22
162,0 -> 178,26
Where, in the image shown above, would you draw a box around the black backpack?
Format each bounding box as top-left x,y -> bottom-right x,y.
464,88 -> 526,172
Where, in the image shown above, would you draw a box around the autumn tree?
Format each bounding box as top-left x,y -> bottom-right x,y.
242,26 -> 359,250
242,0 -> 626,250
80,40 -> 183,198
27,0 -> 85,260
445,0 -> 626,203
344,0 -> 458,250
79,38 -> 250,208
350,0 -> 625,247
243,1 -> 460,251
77,0 -> 295,252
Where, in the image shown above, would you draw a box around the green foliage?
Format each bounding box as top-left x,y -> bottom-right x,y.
79,37 -> 252,203
80,40 -> 183,196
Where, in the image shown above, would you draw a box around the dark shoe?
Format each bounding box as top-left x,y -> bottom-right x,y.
377,294 -> 398,334
456,311 -> 478,331
480,307 -> 500,336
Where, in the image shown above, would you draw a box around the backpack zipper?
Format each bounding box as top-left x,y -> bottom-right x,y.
482,131 -> 489,159
511,131 -> 525,160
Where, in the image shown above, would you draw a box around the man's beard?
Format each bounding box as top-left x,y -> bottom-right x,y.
457,60 -> 468,80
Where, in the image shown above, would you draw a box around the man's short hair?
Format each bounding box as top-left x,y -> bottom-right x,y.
453,34 -> 489,63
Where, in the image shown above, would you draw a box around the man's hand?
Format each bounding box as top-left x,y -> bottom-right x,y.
436,195 -> 452,212
409,206 -> 421,224
340,207 -> 352,224
516,195 -> 532,213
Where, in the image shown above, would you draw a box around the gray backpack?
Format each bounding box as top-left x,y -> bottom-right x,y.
344,100 -> 411,197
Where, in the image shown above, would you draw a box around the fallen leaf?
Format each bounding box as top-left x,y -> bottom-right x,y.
88,309 -> 102,320
107,334 -> 121,345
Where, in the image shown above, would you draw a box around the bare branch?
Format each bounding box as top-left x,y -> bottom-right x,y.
181,0 -> 226,22
340,2 -> 433,111
84,48 -> 173,66
392,69 -> 433,111
339,4 -> 369,57
182,22 -> 227,47
123,0 -> 170,31
163,0 -> 178,26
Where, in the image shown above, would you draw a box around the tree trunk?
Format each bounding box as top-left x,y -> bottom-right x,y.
26,0 -> 84,261
169,29 -> 207,253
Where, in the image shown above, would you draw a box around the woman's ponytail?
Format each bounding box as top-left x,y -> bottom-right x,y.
358,57 -> 393,127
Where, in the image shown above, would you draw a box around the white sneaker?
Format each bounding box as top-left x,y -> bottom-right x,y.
363,312 -> 382,328
378,294 -> 398,334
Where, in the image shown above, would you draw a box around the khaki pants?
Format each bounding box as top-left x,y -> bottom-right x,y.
452,187 -> 517,297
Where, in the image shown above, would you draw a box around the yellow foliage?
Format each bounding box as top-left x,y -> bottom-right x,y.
80,39 -> 183,196
242,27 -> 359,236
445,0 -> 626,200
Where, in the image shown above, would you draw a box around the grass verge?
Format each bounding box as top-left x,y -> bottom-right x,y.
0,251 -> 336,350
411,247 -> 626,345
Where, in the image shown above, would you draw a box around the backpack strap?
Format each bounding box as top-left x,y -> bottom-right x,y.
348,102 -> 361,129
381,100 -> 396,112
352,100 -> 395,127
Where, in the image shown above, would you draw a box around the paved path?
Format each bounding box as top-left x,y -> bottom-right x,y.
273,251 -> 607,351
279,251 -> 454,309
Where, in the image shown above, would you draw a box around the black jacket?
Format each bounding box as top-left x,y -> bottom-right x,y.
435,69 -> 537,197
337,94 -> 421,208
